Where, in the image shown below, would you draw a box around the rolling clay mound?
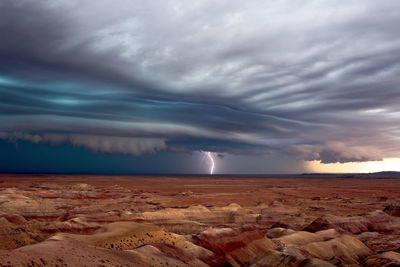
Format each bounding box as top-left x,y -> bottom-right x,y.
314,229 -> 338,240
0,217 -> 45,250
301,235 -> 373,265
194,226 -> 277,266
55,221 -> 182,249
126,245 -> 192,267
249,249 -> 308,267
266,227 -> 296,238
140,205 -> 214,221
276,246 -> 316,259
273,231 -> 324,246
154,219 -> 209,235
383,204 -> 400,217
304,214 -> 369,234
0,238 -> 151,267
357,231 -> 400,252
304,211 -> 399,234
0,237 -> 208,266
53,221 -> 213,265
139,203 -> 257,224
249,249 -> 336,267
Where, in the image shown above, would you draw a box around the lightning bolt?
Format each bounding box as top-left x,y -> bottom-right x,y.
206,152 -> 215,175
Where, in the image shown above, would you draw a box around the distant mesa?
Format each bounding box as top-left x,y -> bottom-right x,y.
302,171 -> 400,178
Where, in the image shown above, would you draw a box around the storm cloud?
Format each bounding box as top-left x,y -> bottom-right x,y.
1,0 -> 400,168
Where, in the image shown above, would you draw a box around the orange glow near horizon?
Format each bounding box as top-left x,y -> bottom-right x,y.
305,158 -> 400,173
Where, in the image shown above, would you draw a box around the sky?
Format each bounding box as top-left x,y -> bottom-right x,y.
1,0 -> 400,174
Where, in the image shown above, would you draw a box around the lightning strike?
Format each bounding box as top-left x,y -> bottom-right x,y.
206,151 -> 215,175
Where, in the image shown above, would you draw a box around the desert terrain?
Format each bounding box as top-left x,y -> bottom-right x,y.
0,174 -> 400,266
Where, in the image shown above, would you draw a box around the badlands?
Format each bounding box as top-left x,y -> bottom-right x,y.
0,174 -> 400,266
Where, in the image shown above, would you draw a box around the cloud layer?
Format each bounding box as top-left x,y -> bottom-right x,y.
1,0 -> 400,165
0,132 -> 165,156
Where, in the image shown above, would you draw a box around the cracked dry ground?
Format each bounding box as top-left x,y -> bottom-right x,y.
1,175 -> 400,266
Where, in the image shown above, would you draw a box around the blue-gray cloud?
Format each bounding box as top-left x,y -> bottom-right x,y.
1,0 -> 400,166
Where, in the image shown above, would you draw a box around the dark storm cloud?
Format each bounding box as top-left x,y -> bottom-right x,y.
1,0 -> 400,164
